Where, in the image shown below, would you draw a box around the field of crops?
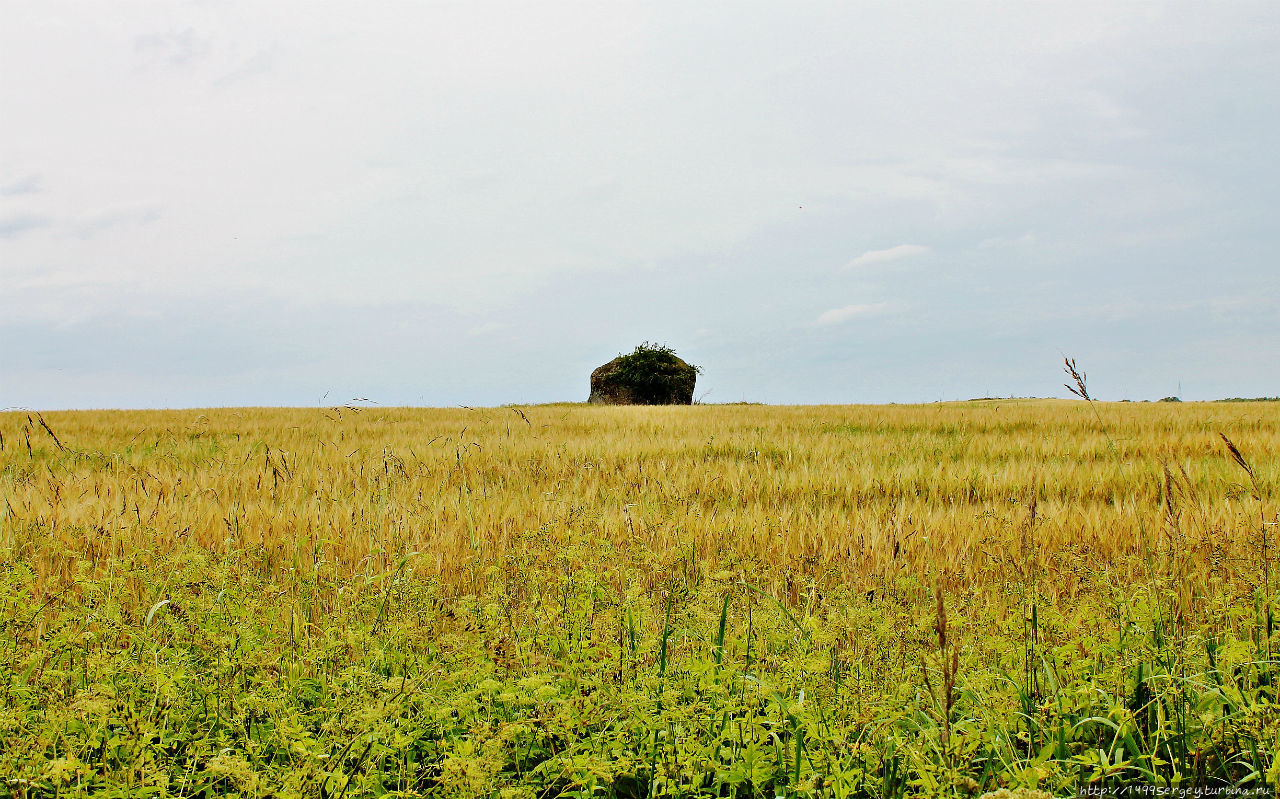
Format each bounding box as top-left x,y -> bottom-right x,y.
2,399 -> 1277,797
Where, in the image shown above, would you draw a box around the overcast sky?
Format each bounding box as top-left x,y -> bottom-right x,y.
3,1 -> 1277,408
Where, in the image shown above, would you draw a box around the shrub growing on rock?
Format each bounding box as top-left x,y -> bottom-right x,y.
589,342 -> 700,405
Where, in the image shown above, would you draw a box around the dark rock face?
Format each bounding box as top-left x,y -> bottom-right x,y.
589,352 -> 697,405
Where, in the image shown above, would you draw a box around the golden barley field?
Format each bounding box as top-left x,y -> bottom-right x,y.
1,400 -> 1277,797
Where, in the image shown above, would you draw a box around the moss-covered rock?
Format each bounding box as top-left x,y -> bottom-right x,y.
588,343 -> 699,405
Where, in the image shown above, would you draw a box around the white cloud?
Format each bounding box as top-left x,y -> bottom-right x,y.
0,174 -> 41,196
845,244 -> 931,269
68,205 -> 162,239
814,302 -> 891,326
132,28 -> 211,69
0,213 -> 50,238
214,50 -> 278,88
467,321 -> 506,337
979,231 -> 1037,249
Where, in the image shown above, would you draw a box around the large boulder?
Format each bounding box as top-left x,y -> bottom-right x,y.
588,343 -> 699,405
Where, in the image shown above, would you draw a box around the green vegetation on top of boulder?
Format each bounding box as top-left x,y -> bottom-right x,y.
589,342 -> 701,405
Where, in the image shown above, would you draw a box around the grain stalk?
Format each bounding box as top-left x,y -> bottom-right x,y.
921,582 -> 961,767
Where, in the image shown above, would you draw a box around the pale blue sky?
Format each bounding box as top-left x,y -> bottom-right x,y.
2,1 -> 1277,408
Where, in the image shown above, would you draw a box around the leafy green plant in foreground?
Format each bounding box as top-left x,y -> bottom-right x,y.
3,541 -> 1280,797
